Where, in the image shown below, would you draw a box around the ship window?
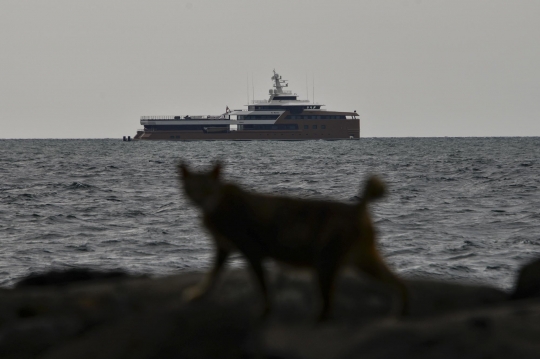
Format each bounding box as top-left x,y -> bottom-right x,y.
170,136 -> 174,139
243,115 -> 280,120
273,96 -> 297,101
146,125 -> 227,131
242,124 -> 298,130
321,125 -> 326,129
312,125 -> 317,129
304,125 -> 309,129
317,116 -> 321,119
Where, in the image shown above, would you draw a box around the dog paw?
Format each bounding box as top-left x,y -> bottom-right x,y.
182,285 -> 207,302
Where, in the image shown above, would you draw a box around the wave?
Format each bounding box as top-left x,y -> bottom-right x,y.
66,182 -> 93,189
2,138 -> 540,290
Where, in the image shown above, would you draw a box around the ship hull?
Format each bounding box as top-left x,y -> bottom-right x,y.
134,119 -> 360,141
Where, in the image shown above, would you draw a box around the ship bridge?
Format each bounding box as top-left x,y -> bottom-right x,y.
247,70 -> 325,113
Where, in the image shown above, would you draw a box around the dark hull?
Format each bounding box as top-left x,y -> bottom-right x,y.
134,119 -> 360,141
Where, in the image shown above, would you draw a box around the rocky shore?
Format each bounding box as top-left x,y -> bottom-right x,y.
1,261 -> 539,358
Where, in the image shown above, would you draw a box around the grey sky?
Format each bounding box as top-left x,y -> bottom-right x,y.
1,0 -> 539,138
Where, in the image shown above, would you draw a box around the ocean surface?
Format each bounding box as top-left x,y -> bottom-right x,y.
1,138 -> 539,290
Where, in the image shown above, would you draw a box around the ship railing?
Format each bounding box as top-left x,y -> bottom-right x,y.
141,116 -> 174,120
274,89 -> 296,95
140,116 -> 175,120
252,99 -> 317,104
140,115 -> 228,121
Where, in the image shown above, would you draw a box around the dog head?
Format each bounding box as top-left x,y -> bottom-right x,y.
178,162 -> 223,211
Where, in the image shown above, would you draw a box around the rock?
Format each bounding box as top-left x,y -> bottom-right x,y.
16,268 -> 131,288
264,301 -> 540,359
0,268 -> 537,358
511,258 -> 540,300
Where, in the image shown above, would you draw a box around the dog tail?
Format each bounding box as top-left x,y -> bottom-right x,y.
359,175 -> 385,207
354,176 -> 408,315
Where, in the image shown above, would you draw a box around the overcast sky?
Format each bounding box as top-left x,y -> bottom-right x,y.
1,0 -> 539,138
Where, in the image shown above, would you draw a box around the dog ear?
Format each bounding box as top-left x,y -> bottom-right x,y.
178,163 -> 190,178
211,162 -> 222,179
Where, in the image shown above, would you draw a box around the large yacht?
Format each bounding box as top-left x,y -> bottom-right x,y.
133,70 -> 360,141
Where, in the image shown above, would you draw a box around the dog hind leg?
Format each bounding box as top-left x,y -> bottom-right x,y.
244,254 -> 271,318
353,251 -> 408,316
316,258 -> 341,322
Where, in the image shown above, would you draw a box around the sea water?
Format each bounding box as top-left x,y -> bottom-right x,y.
1,138 -> 539,290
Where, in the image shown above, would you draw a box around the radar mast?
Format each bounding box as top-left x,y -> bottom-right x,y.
271,69 -> 288,94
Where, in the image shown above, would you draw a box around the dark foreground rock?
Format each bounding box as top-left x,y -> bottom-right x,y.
0,268 -> 538,359
16,268 -> 132,288
512,258 -> 540,300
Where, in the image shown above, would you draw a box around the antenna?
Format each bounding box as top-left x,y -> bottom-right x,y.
247,74 -> 249,105
312,73 -> 315,104
306,73 -> 309,102
252,72 -> 254,103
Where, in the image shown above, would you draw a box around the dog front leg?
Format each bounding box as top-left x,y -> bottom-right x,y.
245,255 -> 271,318
183,245 -> 231,302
